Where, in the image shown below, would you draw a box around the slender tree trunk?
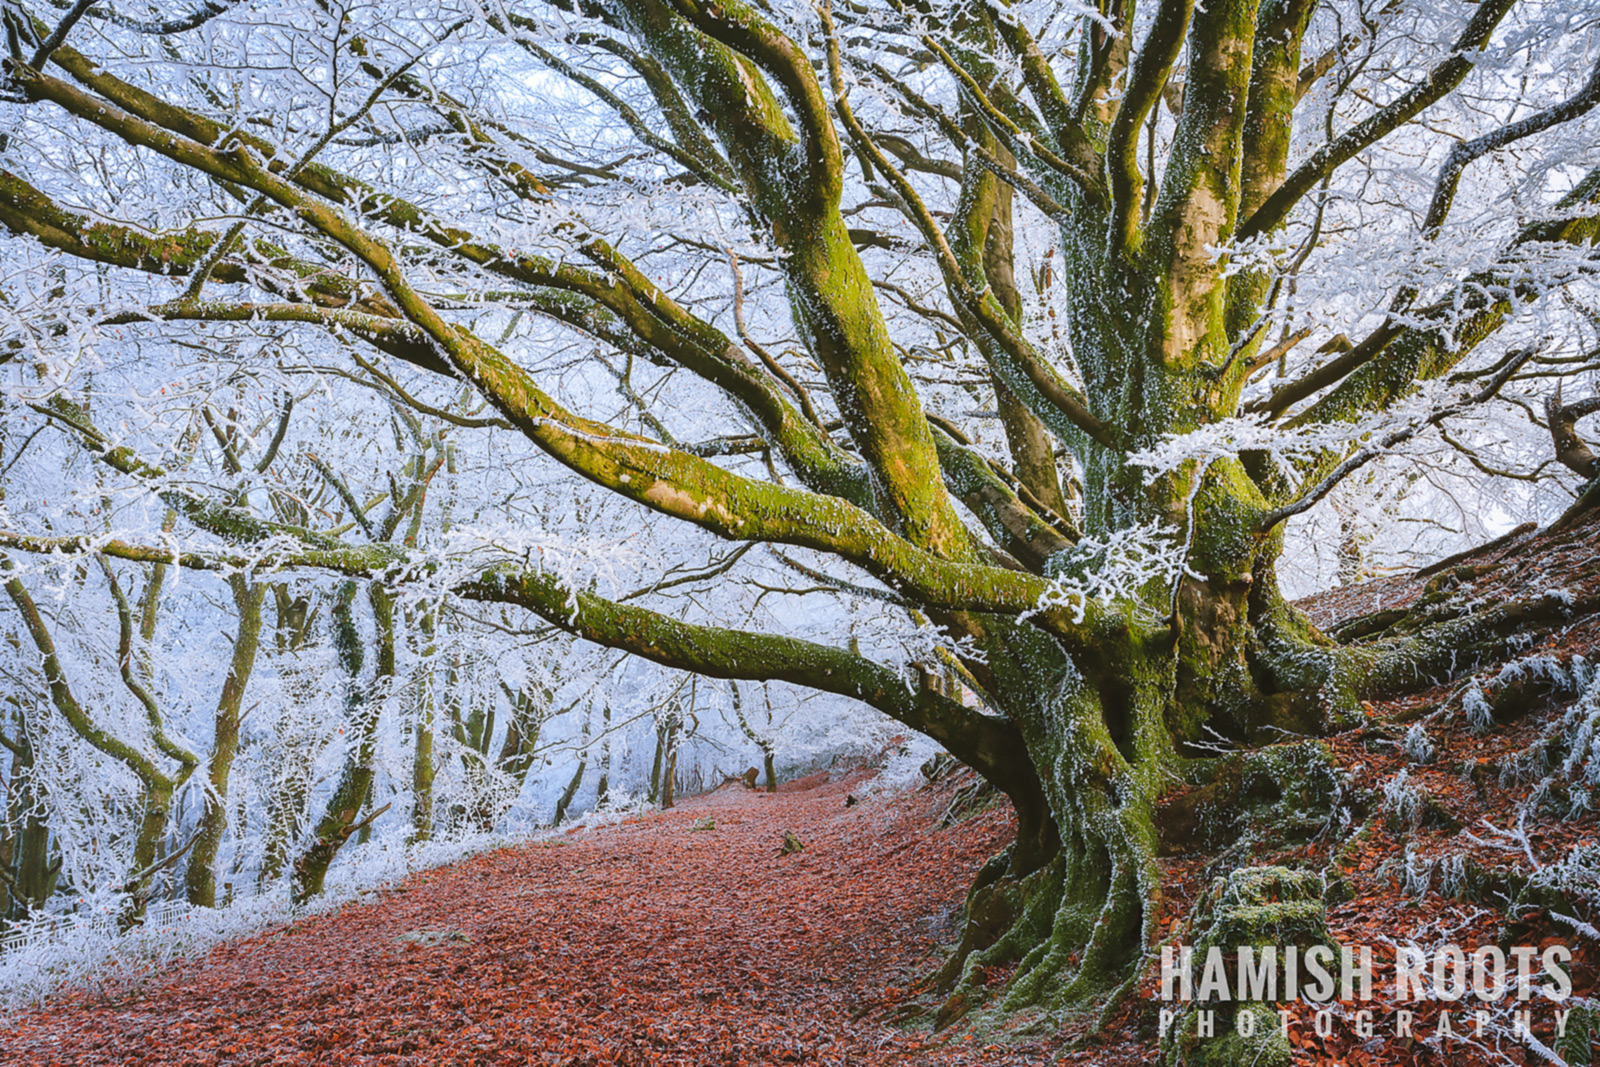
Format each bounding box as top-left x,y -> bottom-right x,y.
0,732 -> 17,920
647,714 -> 666,805
185,576 -> 265,907
289,582 -> 390,905
449,648 -> 504,829
412,711 -> 435,840
410,609 -> 437,842
270,584 -> 314,653
660,738 -> 678,811
554,707 -> 592,826
1,721 -> 59,921
12,802 -> 58,921
731,683 -> 779,792
552,759 -> 585,827
594,701 -> 612,808
463,681 -> 546,832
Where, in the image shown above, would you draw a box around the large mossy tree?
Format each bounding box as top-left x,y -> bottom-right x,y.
2,0 -> 1598,1023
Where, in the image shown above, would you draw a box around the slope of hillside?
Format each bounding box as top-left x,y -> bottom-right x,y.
1083,508 -> 1600,1067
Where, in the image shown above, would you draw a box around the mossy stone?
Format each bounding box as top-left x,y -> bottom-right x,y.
1161,866 -> 1336,1067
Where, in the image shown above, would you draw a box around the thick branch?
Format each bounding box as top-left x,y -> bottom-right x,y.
1545,389 -> 1600,481
978,0 -> 1094,166
642,0 -> 842,209
933,430 -> 1074,572
4,69 -> 860,504
1105,0 -> 1193,257
458,566 -> 1033,791
823,11 -> 1115,452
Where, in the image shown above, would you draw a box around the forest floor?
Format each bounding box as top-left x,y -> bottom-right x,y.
0,766 -> 1054,1066
3,513 -> 1599,1066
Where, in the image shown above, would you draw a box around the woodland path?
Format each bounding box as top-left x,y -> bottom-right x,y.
0,771 -> 1047,1066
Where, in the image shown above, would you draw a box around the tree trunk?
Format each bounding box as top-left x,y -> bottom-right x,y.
7,0 -> 1582,1036
655,709 -> 682,810
290,582 -> 390,905
552,758 -> 585,827
0,732 -> 17,920
410,618 -> 436,842
594,701 -> 612,808
185,576 -> 265,907
731,683 -> 779,793
647,712 -> 668,805
1,721 -> 59,921
411,702 -> 435,843
660,746 -> 678,810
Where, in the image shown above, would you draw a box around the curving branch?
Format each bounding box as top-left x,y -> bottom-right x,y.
3,55 -> 863,505
462,565 -> 1036,790
573,30 -> 733,177
95,554 -> 200,771
976,0 -> 1093,163
84,1 -> 240,36
0,169 -> 386,318
1418,55 -> 1600,242
1238,0 -> 1519,243
23,253 -> 1107,659
932,429 -> 1075,571
1261,345 -> 1540,530
1545,386 -> 1600,482
0,522 -> 1040,814
27,0 -> 93,70
915,30 -> 1103,202
725,251 -> 824,429
1246,319 -> 1402,419
822,5 -> 1115,453
32,394 -> 344,550
1294,0 -> 1404,103
2,556 -> 175,794
851,57 -> 1079,220
1104,0 -> 1193,258
652,0 -> 843,207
